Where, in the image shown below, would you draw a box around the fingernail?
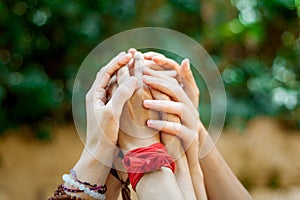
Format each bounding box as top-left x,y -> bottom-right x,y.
142,75 -> 150,82
147,120 -> 154,126
134,52 -> 143,60
143,100 -> 151,107
184,58 -> 190,69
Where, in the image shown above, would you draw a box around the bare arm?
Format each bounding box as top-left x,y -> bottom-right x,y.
60,52 -> 137,200
198,129 -> 253,200
146,53 -> 252,200
113,51 -> 185,200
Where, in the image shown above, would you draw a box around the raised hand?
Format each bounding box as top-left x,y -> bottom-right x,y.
142,65 -> 207,200
108,52 -> 161,153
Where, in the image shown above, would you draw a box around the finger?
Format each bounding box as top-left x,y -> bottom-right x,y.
98,53 -> 132,89
107,77 -> 138,118
143,67 -> 177,82
150,89 -> 184,158
128,48 -> 137,56
143,100 -> 183,118
128,48 -> 137,75
133,52 -> 144,80
107,74 -> 117,98
142,75 -> 183,101
180,58 -> 199,108
107,74 -> 117,87
95,53 -> 132,104
150,88 -> 171,121
89,52 -> 125,94
143,51 -> 166,60
143,75 -> 197,117
143,65 -> 177,78
143,99 -> 196,127
107,81 -> 118,99
150,88 -> 180,121
147,120 -> 192,143
150,88 -> 169,101
117,66 -> 130,85
152,56 -> 180,74
143,59 -> 165,71
91,52 -> 129,104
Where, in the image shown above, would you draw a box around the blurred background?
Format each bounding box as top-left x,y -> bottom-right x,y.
0,0 -> 300,199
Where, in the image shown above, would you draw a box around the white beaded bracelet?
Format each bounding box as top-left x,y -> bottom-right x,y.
62,174 -> 106,200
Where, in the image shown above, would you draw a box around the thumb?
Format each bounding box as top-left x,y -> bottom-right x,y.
107,76 -> 138,118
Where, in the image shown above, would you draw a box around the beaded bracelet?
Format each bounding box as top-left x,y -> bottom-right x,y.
62,184 -> 84,193
62,174 -> 106,200
48,184 -> 84,200
70,169 -> 107,194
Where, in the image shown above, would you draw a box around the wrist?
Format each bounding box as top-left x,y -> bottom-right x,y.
85,135 -> 117,159
73,151 -> 105,184
72,147 -> 114,186
189,162 -> 204,178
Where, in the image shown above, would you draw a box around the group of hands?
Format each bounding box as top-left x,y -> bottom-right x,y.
88,48 -> 203,156
66,48 -> 253,200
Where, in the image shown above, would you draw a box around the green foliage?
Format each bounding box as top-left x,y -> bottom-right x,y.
0,0 -> 299,137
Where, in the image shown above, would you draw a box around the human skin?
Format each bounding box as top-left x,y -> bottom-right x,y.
110,51 -> 186,200
63,48 -> 252,200
108,49 -> 204,199
63,52 -> 139,199
64,51 -> 187,200
144,53 -> 253,200
142,66 -> 207,200
107,50 -> 253,200
125,49 -> 197,200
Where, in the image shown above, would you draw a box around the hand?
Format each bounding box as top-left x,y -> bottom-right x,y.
108,52 -> 161,153
142,62 -> 207,200
65,52 -> 138,199
142,67 -> 199,151
142,53 -> 207,154
85,51 -> 138,161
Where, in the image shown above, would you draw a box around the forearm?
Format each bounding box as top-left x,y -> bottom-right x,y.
188,161 -> 207,200
161,133 -> 196,200
64,145 -> 116,199
185,139 -> 207,200
136,167 -> 185,200
174,154 -> 197,200
104,173 -> 122,200
199,130 -> 252,200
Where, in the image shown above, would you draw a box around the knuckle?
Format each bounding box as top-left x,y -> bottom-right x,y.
170,123 -> 181,135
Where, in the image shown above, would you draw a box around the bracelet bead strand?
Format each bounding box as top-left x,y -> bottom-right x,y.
62,174 -> 106,200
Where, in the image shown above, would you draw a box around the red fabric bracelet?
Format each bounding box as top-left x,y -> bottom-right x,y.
122,143 -> 175,191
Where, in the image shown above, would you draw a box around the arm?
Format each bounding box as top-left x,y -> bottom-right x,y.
151,88 -> 197,200
198,129 -> 253,200
136,167 -> 184,200
141,52 -> 207,199
113,52 -> 185,200
142,66 -> 207,200
148,54 -> 253,200
56,52 -> 138,200
165,55 -> 252,200
178,57 -> 252,200
128,48 -> 197,200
